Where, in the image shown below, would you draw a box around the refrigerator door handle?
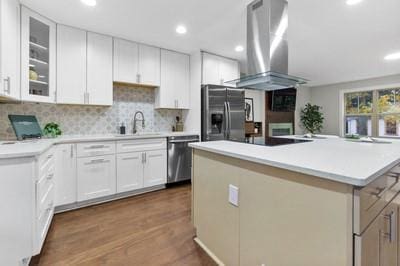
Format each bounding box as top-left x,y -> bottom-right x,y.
224,101 -> 229,139
227,102 -> 232,138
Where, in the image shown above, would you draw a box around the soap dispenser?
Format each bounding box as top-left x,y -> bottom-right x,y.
120,122 -> 126,135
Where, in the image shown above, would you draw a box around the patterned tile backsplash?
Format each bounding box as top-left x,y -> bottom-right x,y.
0,85 -> 182,140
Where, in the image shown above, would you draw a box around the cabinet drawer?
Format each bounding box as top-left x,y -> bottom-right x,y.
37,162 -> 55,205
77,142 -> 116,157
117,138 -> 166,154
36,198 -> 54,252
354,165 -> 400,234
38,148 -> 55,179
37,182 -> 55,218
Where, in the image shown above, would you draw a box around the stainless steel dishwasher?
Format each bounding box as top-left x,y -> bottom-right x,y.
167,135 -> 199,184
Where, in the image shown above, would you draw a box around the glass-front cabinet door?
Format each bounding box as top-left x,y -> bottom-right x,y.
21,6 -> 56,103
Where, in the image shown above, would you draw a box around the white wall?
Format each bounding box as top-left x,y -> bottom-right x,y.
310,74 -> 400,136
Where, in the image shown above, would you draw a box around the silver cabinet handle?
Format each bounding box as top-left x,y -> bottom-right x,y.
227,102 -> 231,137
383,211 -> 397,243
220,79 -> 224,85
136,74 -> 140,83
3,77 -> 10,94
47,154 -> 53,159
87,92 -> 90,103
144,152 -> 147,163
70,145 -> 74,158
85,158 -> 109,164
85,145 -> 106,149
141,153 -> 145,164
47,173 -> 54,180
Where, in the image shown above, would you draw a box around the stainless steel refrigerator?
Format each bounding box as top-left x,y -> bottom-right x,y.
201,85 -> 245,142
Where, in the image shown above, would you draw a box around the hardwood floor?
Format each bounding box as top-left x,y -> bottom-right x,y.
31,185 -> 216,266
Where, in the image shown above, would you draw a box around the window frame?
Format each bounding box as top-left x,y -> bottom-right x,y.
339,83 -> 400,138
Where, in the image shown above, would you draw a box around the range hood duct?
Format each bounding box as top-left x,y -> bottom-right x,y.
227,0 -> 307,90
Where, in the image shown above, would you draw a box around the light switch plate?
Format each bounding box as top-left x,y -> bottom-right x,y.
229,184 -> 239,207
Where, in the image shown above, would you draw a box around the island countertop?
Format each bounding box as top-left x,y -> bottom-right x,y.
189,138 -> 400,186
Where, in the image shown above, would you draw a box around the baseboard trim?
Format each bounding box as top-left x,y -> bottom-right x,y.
55,185 -> 166,213
193,237 -> 225,266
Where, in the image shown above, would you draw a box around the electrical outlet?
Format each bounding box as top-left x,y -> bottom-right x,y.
229,184 -> 239,206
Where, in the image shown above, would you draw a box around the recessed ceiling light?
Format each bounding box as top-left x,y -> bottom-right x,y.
176,25 -> 187,35
384,52 -> 400,61
235,45 -> 244,52
346,0 -> 363,6
81,0 -> 96,7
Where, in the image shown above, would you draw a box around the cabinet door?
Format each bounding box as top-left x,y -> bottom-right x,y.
55,144 -> 77,206
77,155 -> 116,201
87,32 -> 113,106
143,149 -> 166,187
21,6 -> 56,103
116,152 -> 144,193
219,57 -> 239,85
158,49 -> 189,109
138,44 -> 160,86
202,53 -> 220,85
0,0 -> 20,99
174,52 -> 190,109
56,25 -> 86,104
381,203 -> 398,266
113,38 -> 138,84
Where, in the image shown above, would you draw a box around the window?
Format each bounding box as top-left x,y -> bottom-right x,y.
344,87 -> 400,138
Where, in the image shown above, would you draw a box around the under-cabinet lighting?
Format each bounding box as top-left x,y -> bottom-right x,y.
235,45 -> 244,52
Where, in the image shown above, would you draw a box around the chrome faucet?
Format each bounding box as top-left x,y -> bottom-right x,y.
133,111 -> 145,134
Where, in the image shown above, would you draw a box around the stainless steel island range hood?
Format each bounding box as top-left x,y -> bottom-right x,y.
227,0 -> 307,90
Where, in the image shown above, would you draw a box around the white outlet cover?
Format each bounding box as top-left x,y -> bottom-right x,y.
229,184 -> 239,207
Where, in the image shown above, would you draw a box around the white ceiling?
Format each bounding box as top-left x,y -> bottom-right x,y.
21,0 -> 400,86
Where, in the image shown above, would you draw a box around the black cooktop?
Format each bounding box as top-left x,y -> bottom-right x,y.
244,137 -> 312,146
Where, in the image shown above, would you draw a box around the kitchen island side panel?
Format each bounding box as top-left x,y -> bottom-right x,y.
192,149 -> 353,266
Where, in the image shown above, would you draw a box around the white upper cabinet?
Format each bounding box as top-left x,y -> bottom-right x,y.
156,49 -> 190,109
202,52 -> 240,86
138,44 -> 160,86
87,32 -> 113,106
113,38 -> 160,87
56,25 -> 86,105
0,0 -> 20,100
113,38 -> 138,84
21,6 -> 56,103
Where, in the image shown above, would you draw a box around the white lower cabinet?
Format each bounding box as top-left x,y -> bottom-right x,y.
55,144 -> 77,206
144,149 -> 167,187
116,138 -> 167,192
117,152 -> 144,193
77,154 -> 116,201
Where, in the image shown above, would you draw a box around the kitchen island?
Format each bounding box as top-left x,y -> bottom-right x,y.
190,138 -> 400,266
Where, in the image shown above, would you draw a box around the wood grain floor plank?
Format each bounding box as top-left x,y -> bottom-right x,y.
31,185 -> 215,266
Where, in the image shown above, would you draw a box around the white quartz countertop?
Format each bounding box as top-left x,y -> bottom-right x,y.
0,132 -> 198,159
189,138 -> 400,187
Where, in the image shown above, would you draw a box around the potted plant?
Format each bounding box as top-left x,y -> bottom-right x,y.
43,122 -> 62,138
300,103 -> 324,136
